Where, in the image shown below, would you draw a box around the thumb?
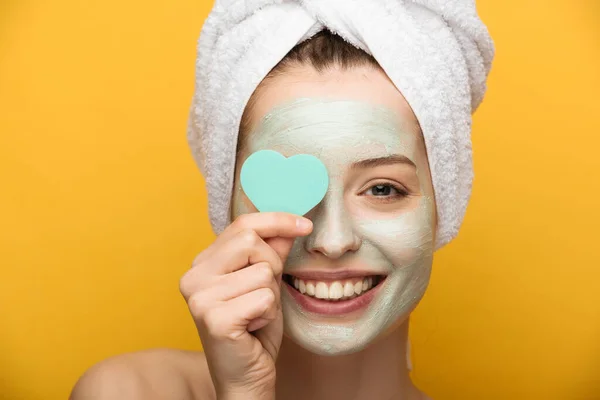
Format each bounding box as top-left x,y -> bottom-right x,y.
264,236 -> 296,266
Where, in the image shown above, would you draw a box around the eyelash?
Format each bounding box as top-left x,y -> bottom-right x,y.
362,183 -> 409,200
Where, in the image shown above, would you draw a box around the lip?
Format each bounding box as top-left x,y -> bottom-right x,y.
283,275 -> 387,315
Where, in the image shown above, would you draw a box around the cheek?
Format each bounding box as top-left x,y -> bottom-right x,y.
356,196 -> 435,266
230,179 -> 256,218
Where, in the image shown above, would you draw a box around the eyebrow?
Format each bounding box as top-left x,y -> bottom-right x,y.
350,154 -> 416,169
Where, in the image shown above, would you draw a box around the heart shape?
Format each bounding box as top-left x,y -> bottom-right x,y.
240,150 -> 329,216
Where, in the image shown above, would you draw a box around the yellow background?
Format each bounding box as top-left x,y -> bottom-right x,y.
1,0 -> 599,399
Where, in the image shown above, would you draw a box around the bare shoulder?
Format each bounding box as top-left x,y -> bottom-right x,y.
70,348 -> 215,400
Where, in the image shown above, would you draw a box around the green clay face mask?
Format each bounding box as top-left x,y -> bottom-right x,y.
232,98 -> 435,355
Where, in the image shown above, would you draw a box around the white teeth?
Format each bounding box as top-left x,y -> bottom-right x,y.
299,280 -> 306,294
290,276 -> 380,301
315,282 -> 329,299
329,282 -> 344,299
343,282 -> 355,297
354,281 -> 363,295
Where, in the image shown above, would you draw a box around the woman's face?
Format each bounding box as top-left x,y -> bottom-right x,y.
231,65 -> 437,355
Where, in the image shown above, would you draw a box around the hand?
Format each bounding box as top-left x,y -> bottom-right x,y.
179,212 -> 313,399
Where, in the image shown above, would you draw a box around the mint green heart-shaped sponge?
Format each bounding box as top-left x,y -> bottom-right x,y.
240,150 -> 329,216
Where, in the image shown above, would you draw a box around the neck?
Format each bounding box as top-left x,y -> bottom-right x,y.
275,320 -> 421,400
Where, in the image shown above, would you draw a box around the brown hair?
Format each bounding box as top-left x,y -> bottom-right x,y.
238,29 -> 382,142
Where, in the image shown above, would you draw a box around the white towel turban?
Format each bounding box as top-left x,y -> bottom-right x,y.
187,0 -> 495,250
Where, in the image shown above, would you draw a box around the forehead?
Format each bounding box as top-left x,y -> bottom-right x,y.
246,98 -> 419,163
245,65 -> 421,137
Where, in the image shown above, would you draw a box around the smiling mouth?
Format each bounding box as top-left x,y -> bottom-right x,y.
282,274 -> 386,301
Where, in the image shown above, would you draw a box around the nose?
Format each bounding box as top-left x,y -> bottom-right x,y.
303,193 -> 361,259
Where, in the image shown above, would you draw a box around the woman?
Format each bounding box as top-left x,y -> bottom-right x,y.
187,31 -> 437,400
71,1 -> 494,399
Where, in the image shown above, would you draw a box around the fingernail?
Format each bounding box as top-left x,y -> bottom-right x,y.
296,217 -> 312,230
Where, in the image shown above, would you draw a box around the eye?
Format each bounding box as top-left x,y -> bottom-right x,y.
363,183 -> 408,198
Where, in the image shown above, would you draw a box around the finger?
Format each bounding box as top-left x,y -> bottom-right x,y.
218,212 -> 313,245
264,236 -> 297,269
247,317 -> 271,332
183,229 -> 283,293
207,262 -> 281,302
214,228 -> 285,275
194,212 -> 312,268
182,236 -> 293,301
198,288 -> 277,341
